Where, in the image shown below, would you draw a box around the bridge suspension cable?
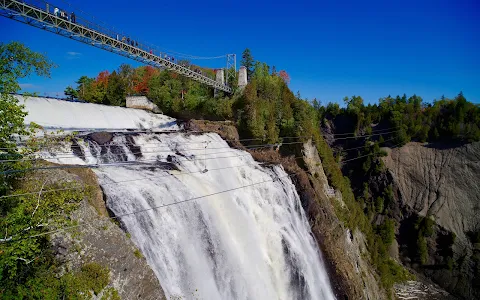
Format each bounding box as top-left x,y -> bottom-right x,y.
0,0 -> 233,93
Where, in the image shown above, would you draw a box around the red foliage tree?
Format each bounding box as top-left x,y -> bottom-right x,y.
133,66 -> 158,94
95,70 -> 110,87
279,70 -> 290,85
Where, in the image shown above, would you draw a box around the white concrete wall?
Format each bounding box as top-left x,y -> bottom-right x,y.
126,96 -> 161,114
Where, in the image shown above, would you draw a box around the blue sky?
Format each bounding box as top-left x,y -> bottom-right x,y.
1,0 -> 479,104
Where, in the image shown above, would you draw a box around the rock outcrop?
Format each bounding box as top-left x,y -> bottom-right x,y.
394,280 -> 456,300
384,142 -> 480,299
301,141 -> 385,300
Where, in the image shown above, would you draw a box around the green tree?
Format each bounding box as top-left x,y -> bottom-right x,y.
106,71 -> 126,106
384,184 -> 394,206
0,42 -> 54,197
346,95 -> 364,115
296,91 -> 302,100
417,235 -> 428,264
117,63 -> 135,95
1,183 -> 84,281
64,85 -> 78,100
326,102 -> 340,118
253,61 -> 269,80
375,196 -> 385,213
75,75 -> 94,100
0,43 -> 91,297
241,48 -> 254,80
379,135 -> 385,144
0,42 -> 54,151
377,219 -> 396,246
0,44 -> 106,298
148,76 -> 173,113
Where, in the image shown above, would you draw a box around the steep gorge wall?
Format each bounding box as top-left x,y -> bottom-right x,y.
384,142 -> 480,239
384,142 -> 480,299
300,141 -> 385,300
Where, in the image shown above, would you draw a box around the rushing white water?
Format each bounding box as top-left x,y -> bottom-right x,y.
45,131 -> 335,300
16,95 -> 179,132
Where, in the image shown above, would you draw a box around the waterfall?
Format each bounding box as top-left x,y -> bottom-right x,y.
46,132 -> 335,300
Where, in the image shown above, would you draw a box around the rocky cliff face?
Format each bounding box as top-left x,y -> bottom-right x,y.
384,142 -> 480,299
301,141 -> 385,300
46,166 -> 166,299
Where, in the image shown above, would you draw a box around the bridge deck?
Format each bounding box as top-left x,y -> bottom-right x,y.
0,0 -> 232,93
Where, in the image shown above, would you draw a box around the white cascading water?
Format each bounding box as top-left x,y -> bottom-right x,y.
44,132 -> 335,300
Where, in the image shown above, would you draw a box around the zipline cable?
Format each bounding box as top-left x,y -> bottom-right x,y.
0,141 -> 304,164
3,125 -> 400,151
1,134 -> 314,151
328,126 -> 399,136
340,142 -> 404,163
0,138 -> 399,199
332,130 -> 401,141
3,173 -> 297,243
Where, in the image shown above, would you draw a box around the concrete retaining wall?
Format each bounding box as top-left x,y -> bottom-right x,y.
126,96 -> 162,114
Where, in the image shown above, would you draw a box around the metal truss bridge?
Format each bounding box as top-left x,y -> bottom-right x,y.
0,0 -> 233,93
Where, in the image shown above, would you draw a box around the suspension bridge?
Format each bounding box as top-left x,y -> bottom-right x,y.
0,0 -> 236,93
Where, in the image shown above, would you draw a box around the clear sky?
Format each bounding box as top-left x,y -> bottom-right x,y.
1,0 -> 479,104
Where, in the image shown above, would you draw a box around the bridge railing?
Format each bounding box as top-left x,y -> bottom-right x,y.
24,0 -> 130,47
13,0 -> 217,81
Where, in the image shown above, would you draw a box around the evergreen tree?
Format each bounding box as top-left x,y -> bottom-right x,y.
312,98 -> 321,111
64,85 -> 78,100
241,48 -> 254,80
75,76 -> 94,100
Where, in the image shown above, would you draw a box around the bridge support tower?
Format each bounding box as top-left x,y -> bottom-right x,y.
214,69 -> 225,97
238,66 -> 248,90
